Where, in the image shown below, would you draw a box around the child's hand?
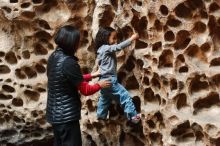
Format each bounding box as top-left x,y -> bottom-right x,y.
98,80 -> 111,88
91,69 -> 101,78
130,33 -> 139,41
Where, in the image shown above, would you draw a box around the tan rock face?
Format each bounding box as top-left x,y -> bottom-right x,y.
0,0 -> 220,145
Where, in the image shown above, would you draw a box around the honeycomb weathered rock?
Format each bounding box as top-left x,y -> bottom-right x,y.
1,0 -> 220,145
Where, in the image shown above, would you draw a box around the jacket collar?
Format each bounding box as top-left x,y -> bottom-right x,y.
56,47 -> 79,61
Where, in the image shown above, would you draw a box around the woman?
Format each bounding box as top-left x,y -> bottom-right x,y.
46,25 -> 111,146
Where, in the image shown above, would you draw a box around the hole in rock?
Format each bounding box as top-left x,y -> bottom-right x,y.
5,51 -> 17,64
86,99 -> 95,112
189,74 -> 209,94
0,65 -> 10,74
174,93 -> 187,110
38,20 -> 51,30
152,42 -> 162,51
0,51 -> 5,57
109,103 -> 118,118
0,129 -> 17,138
13,116 -> 22,123
10,0 -> 18,3
200,9 -> 208,19
154,19 -> 163,32
179,66 -> 188,73
24,90 -> 40,101
34,44 -> 48,55
164,30 -> 175,41
193,92 -> 219,110
119,26 -> 133,40
149,132 -> 163,144
171,120 -> 190,136
12,98 -> 23,107
36,117 -> 46,125
143,76 -> 150,85
210,57 -> 220,66
21,11 -> 36,19
208,15 -> 218,36
144,88 -> 157,102
5,78 -> 12,82
166,17 -> 182,27
22,50 -> 30,59
160,5 -> 169,15
35,63 -> 46,73
209,2 -> 220,12
32,0 -> 43,4
218,18 -> 220,25
40,59 -> 47,65
117,71 -> 126,83
125,76 -> 139,90
211,74 -> 220,87
2,85 -> 15,93
2,6 -> 11,13
174,3 -> 192,18
200,42 -> 211,52
176,54 -> 185,64
193,21 -> 206,33
15,69 -> 26,79
21,2 -> 31,8
135,40 -> 148,49
110,0 -> 118,10
151,74 -> 161,89
131,15 -> 148,38
158,50 -> 173,68
132,96 -> 141,113
37,87 -> 46,92
99,5 -> 114,27
35,31 -> 51,39
170,78 -> 178,90
147,120 -> 155,128
0,93 -> 13,100
23,66 -> 37,78
124,56 -> 135,71
186,0 -> 204,10
137,59 -> 144,68
174,30 -> 191,50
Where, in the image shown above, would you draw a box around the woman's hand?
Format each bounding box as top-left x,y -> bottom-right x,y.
97,80 -> 111,88
91,68 -> 101,78
130,33 -> 139,41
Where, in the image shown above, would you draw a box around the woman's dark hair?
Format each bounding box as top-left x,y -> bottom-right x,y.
54,25 -> 80,55
95,27 -> 115,52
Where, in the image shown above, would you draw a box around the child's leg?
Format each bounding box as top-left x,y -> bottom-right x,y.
112,83 -> 138,120
97,93 -> 111,119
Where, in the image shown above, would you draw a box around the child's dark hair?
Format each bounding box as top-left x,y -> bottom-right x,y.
54,25 -> 80,55
95,27 -> 115,52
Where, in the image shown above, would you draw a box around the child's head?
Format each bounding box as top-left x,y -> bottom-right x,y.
95,27 -> 117,51
54,25 -> 80,55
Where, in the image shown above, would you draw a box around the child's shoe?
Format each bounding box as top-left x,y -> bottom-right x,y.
131,113 -> 141,124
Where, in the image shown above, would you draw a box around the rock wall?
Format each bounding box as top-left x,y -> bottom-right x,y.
0,0 -> 220,145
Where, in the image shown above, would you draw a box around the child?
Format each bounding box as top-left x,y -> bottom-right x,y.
95,27 -> 141,123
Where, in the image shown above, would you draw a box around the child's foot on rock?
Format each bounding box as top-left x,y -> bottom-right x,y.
131,113 -> 141,124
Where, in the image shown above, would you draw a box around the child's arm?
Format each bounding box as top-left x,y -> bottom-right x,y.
107,33 -> 139,53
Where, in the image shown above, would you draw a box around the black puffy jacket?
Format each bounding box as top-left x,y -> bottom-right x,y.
46,48 -> 82,124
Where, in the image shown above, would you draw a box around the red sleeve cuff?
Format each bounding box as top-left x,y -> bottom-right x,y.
83,74 -> 92,82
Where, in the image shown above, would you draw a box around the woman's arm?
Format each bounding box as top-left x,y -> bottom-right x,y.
77,82 -> 101,96
77,80 -> 111,96
83,69 -> 100,82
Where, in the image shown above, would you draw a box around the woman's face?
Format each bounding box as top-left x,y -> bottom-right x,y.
108,31 -> 117,45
